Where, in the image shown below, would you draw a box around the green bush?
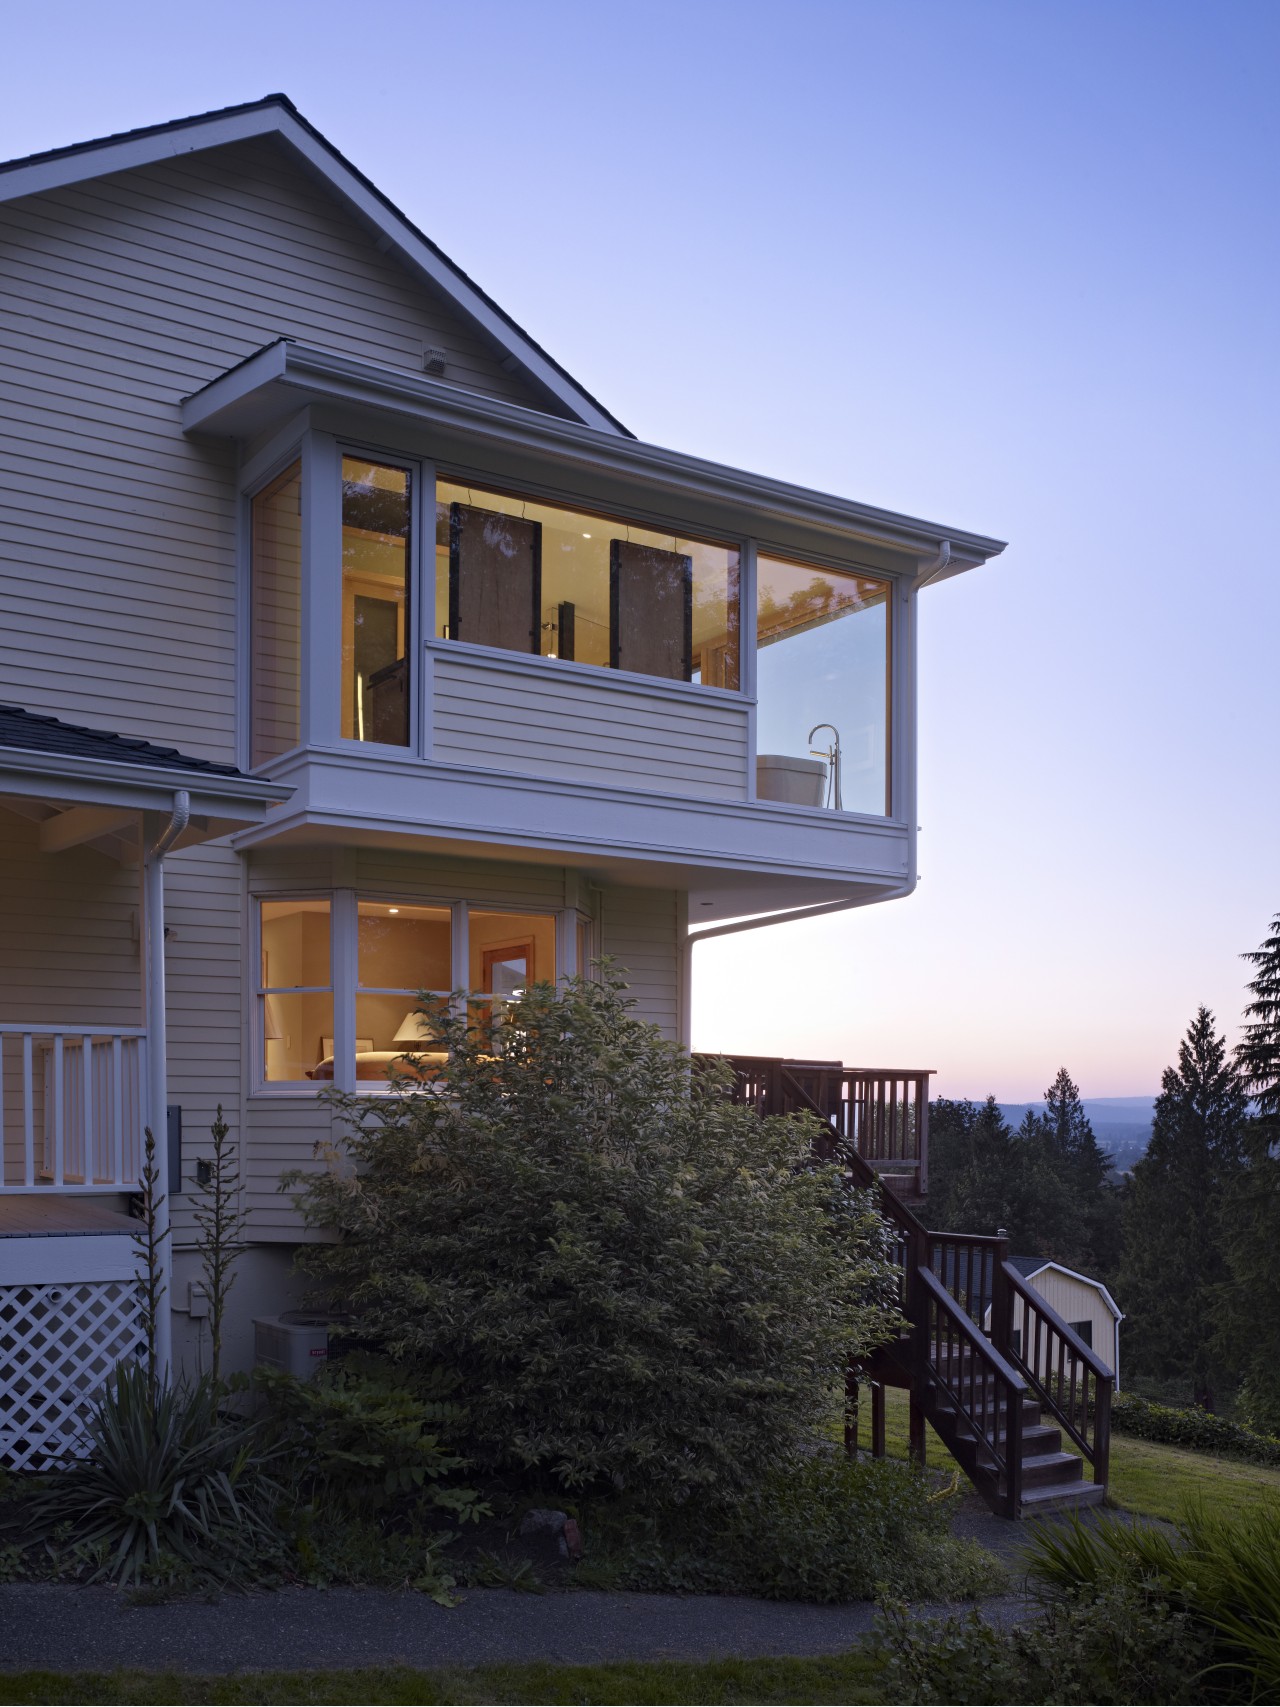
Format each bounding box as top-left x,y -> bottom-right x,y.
15,1365 -> 283,1587
294,972 -> 901,1502
575,1453 -> 996,1604
1025,1504 -> 1280,1703
1112,1390 -> 1280,1466
875,1578 -> 1209,1705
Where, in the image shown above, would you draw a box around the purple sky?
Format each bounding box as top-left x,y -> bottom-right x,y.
4,0 -> 1276,1098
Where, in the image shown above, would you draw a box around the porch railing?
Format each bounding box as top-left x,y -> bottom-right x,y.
711,1055 -> 931,1194
0,1026 -> 148,1192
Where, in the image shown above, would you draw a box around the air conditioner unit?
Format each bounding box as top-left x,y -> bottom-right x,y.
253,1312 -> 330,1379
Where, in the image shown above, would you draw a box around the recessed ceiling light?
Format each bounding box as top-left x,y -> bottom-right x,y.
582,532 -> 592,538
388,907 -> 400,914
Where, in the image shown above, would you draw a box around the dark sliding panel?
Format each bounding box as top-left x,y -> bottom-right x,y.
449,503 -> 541,653
610,541 -> 693,681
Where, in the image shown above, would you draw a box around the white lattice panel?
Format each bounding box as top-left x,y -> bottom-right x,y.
0,1280 -> 145,1471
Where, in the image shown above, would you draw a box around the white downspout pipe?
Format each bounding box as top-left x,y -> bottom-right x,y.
143,789 -> 189,1382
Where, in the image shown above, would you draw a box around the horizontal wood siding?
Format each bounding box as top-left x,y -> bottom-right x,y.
600,887 -> 681,1039
432,653 -> 750,800
0,136 -> 554,760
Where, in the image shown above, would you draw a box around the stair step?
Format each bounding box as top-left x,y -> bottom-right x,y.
1020,1450 -> 1083,1488
1020,1479 -> 1106,1513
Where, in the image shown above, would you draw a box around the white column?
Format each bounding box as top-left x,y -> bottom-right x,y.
143,839 -> 173,1380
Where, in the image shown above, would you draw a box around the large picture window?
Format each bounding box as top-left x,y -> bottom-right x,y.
256,895 -> 567,1088
435,479 -> 739,689
342,457 -> 412,746
755,554 -> 891,817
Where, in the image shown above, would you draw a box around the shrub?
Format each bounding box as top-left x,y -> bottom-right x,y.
876,1577 -> 1209,1706
1112,1390 -> 1280,1466
16,1364 -> 283,1587
293,972 -> 900,1502
1025,1504 -> 1280,1703
574,1452 -> 996,1604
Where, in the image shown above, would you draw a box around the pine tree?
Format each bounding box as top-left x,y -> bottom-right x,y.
1237,912 -> 1280,1122
1119,1007 -> 1246,1409
927,1097 -> 1074,1256
1030,1068 -> 1122,1275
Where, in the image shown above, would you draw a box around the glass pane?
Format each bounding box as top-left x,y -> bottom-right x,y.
357,902 -> 452,991
468,910 -> 557,994
250,461 -> 302,767
342,457 -> 411,746
354,994 -> 450,1076
755,555 -> 890,816
436,479 -> 738,687
260,899 -> 332,1083
262,990 -> 335,1083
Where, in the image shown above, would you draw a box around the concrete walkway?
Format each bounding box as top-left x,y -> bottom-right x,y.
0,1581 -> 1030,1674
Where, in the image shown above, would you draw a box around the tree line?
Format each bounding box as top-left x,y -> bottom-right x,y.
925,912 -> 1280,1423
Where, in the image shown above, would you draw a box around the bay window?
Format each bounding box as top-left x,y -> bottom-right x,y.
342,456 -> 412,746
257,895 -> 586,1088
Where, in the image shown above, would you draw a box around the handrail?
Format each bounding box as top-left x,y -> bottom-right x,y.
916,1265 -> 1025,1518
918,1266 -> 1027,1391
1004,1262 -> 1113,1383
1002,1259 -> 1113,1484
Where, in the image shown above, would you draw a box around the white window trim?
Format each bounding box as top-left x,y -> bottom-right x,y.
250,889 -> 571,1096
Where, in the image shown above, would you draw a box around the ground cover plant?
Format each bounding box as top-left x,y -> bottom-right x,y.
1112,1390 -> 1280,1466
296,970 -> 903,1503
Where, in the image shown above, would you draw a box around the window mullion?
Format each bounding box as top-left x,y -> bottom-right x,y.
332,889 -> 357,1093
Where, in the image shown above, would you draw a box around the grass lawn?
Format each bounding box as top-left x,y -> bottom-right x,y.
0,1653 -> 888,1705
866,1382 -> 1280,1524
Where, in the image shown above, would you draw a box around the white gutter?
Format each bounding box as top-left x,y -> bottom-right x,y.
142,789 -> 189,1382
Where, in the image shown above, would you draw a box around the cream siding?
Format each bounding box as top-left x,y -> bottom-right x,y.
1021,1267 -> 1120,1384
431,652 -> 750,800
0,136 -> 556,760
600,886 -> 682,1039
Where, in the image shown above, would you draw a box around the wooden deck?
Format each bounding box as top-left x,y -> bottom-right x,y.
0,1195 -> 135,1238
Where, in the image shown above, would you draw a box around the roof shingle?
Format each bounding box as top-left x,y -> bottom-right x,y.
0,705 -> 243,778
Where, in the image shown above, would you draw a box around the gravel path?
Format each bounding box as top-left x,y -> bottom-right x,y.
0,1581 -> 1029,1674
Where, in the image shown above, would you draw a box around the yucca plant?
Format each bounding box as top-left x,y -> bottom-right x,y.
22,1362 -> 283,1586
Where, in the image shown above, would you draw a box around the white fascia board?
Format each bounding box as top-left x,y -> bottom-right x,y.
1030,1260 -> 1125,1322
236,748 -> 909,885
184,342 -> 1008,570
0,106 -> 621,436
0,1233 -> 141,1285
0,749 -> 290,821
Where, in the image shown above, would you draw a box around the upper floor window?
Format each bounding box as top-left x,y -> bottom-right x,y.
755,554 -> 891,817
434,479 -> 740,689
250,461 -> 302,766
342,457 -> 412,746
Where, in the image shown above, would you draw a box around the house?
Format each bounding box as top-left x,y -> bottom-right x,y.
0,95 -> 1108,1514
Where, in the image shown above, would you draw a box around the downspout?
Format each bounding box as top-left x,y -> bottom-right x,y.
143,789 -> 189,1382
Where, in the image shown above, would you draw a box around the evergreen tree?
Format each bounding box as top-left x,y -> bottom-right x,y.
1119,1007 -> 1246,1409
1237,912 -> 1280,1122
927,1096 -> 1074,1258
1024,1069 -> 1122,1276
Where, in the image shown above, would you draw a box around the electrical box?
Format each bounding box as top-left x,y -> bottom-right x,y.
187,1281 -> 209,1318
253,1312 -> 330,1379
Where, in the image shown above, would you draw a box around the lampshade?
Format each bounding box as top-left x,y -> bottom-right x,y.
263,994 -> 285,1042
393,1008 -> 436,1046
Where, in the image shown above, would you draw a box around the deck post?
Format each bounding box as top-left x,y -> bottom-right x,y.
844,1364 -> 859,1457
871,1381 -> 886,1458
908,1392 -> 926,1467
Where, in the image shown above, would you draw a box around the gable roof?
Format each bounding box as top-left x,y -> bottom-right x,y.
1012,1256 -> 1123,1321
0,95 -> 628,438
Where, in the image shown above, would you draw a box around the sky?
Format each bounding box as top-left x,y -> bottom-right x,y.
2,0 -> 1276,1099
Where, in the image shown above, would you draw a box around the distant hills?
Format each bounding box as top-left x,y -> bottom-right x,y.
994,1097 -> 1156,1174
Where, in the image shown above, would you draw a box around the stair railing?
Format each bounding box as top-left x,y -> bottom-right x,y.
1000,1261 -> 1113,1488
914,1262 -> 1026,1519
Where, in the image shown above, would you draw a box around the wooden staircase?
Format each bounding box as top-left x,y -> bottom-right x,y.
716,1054 -> 1113,1519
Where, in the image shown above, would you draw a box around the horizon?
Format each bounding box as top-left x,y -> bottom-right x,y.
1,0 -> 1274,1100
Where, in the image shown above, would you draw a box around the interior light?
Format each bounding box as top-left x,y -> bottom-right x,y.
389,907 -> 400,914
582,532 -> 592,539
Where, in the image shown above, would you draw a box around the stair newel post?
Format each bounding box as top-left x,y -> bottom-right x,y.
907,1225 -> 931,1468
990,1236 -> 1012,1361
990,1235 -> 1019,1518
1094,1373 -> 1113,1491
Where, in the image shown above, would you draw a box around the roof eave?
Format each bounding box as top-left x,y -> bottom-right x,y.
0,747 -> 289,822
185,340 -> 1008,570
